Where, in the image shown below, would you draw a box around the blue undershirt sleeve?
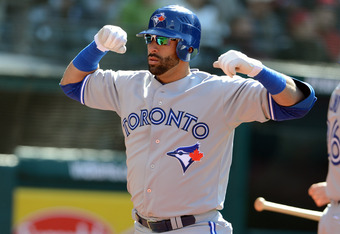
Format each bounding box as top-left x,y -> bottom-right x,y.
270,79 -> 317,121
59,78 -> 88,104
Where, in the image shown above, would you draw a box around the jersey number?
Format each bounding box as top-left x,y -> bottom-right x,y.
329,119 -> 340,165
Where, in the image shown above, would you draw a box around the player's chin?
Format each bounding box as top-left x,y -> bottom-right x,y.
149,68 -> 158,76
148,65 -> 166,76
148,64 -> 156,70
148,64 -> 155,72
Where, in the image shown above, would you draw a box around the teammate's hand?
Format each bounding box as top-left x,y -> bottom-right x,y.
94,25 -> 127,54
213,50 -> 263,77
308,182 -> 330,207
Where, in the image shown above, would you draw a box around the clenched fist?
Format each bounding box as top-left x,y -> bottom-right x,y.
213,50 -> 263,77
308,182 -> 330,207
94,25 -> 127,54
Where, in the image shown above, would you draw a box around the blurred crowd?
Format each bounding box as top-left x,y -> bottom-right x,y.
1,0 -> 340,68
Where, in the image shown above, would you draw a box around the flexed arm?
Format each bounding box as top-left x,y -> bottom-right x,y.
213,50 -> 305,107
60,25 -> 127,86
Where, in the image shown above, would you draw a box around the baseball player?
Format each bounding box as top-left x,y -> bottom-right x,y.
308,83 -> 340,234
60,5 -> 316,234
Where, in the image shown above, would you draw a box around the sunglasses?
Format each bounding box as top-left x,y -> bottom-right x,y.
144,34 -> 178,46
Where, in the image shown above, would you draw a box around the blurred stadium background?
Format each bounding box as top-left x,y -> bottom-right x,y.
1,0 -> 340,233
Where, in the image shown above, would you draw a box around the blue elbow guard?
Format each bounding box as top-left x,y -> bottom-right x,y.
270,79 -> 317,121
59,79 -> 87,104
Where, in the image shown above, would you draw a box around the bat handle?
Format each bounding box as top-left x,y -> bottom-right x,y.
254,197 -> 266,212
254,197 -> 323,221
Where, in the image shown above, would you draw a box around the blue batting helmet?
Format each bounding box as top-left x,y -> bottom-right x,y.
137,5 -> 201,62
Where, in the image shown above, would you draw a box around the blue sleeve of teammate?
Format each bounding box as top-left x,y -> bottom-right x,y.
269,79 -> 317,121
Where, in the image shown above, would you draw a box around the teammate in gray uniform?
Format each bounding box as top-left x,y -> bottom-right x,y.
60,5 -> 316,234
309,83 -> 340,234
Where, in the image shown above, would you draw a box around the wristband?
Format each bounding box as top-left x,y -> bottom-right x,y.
72,41 -> 107,72
254,66 -> 286,95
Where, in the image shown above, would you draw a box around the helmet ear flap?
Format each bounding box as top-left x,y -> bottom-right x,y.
176,40 -> 199,62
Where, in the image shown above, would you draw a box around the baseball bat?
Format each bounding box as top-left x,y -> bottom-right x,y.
254,197 -> 322,221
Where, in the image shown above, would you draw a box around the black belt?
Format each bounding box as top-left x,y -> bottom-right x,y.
136,213 -> 196,233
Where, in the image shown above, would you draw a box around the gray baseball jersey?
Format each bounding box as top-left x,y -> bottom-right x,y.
326,82 -> 340,201
82,69 -> 272,218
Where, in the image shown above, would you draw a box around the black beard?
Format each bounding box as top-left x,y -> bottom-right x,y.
148,54 -> 180,76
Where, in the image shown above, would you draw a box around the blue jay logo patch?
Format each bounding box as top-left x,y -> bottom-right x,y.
152,13 -> 166,26
167,143 -> 204,174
